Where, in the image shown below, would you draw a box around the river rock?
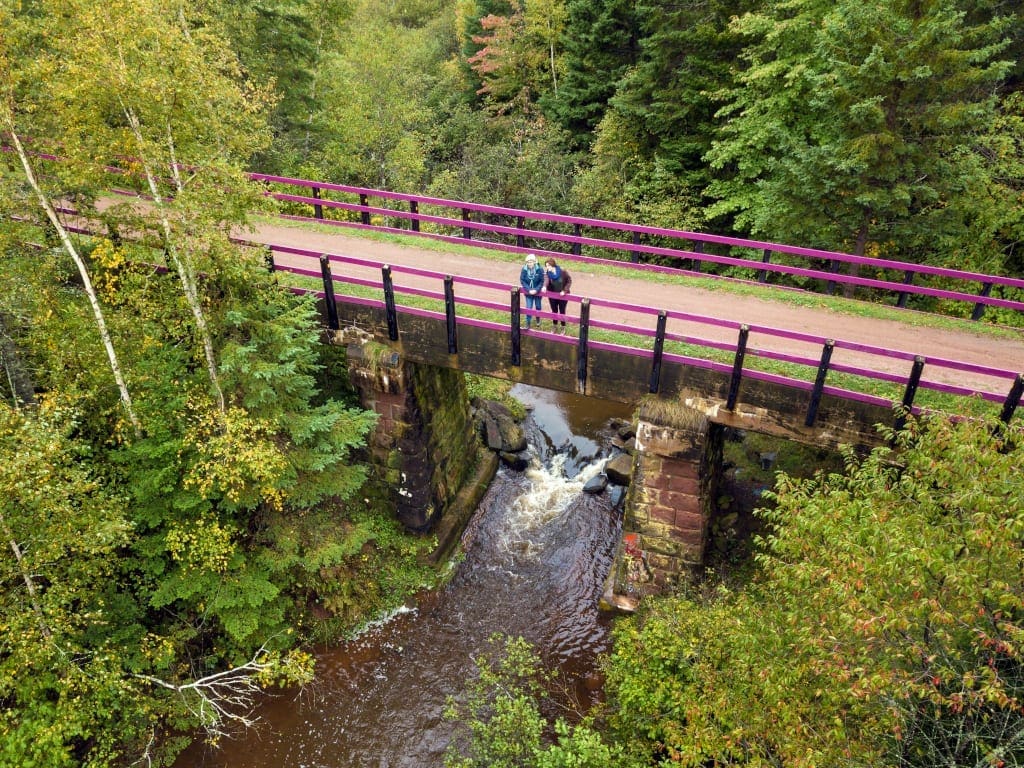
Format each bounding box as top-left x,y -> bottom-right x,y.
499,451 -> 529,471
608,485 -> 625,509
482,416 -> 504,450
474,399 -> 527,453
605,453 -> 633,486
582,473 -> 608,494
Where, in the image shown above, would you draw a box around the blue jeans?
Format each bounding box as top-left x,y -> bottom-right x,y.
523,293 -> 542,326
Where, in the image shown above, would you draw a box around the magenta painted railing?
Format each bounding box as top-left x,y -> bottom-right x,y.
250,173 -> 1024,322
261,241 -> 1024,428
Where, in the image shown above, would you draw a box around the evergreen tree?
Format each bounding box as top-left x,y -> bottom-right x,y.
609,0 -> 754,186
705,0 -> 1016,276
544,0 -> 640,151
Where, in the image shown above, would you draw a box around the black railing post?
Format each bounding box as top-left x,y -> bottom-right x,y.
311,186 -> 324,220
649,311 -> 668,393
511,289 -> 522,366
999,374 -> 1024,425
758,250 -> 771,283
572,223 -> 582,256
896,270 -> 915,309
894,355 -> 926,434
319,255 -> 339,330
826,260 -> 841,295
727,325 -> 750,410
265,249 -> 276,274
576,299 -> 590,394
691,241 -> 703,273
444,275 -> 458,354
630,231 -> 641,263
516,216 -> 526,248
382,265 -> 398,341
359,193 -> 370,225
410,200 -> 420,232
972,282 -> 993,321
805,339 -> 834,427
462,208 -> 472,239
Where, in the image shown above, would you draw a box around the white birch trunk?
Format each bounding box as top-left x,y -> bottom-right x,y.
5,127 -> 142,436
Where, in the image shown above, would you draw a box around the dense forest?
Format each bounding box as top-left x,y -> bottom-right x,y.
1,0 -> 1023,766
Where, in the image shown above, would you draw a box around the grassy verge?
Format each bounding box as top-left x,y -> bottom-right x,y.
253,212 -> 1023,341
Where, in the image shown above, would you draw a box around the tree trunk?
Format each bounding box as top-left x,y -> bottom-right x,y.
0,508 -> 52,639
5,126 -> 142,436
844,219 -> 871,300
0,313 -> 36,407
123,106 -> 227,418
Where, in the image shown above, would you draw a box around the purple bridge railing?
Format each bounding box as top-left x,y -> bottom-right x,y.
250,173 -> 1024,323
260,240 -> 1023,429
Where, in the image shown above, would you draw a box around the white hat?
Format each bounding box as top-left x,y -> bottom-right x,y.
526,254 -> 537,263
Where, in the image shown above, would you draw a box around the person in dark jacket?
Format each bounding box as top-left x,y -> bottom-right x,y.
519,253 -> 544,329
544,258 -> 572,334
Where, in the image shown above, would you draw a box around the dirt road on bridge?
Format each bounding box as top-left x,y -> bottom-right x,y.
243,218 -> 1023,403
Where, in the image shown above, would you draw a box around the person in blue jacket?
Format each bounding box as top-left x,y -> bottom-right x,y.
519,253 -> 544,330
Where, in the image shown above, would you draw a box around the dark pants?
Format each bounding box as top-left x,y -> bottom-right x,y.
548,297 -> 568,325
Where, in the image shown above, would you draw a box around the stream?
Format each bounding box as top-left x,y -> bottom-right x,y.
174,384 -> 633,767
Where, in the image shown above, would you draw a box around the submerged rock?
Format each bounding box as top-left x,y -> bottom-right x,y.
582,473 -> 608,494
605,453 -> 633,486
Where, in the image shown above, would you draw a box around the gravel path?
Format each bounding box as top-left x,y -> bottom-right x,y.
240,218 -> 1024,402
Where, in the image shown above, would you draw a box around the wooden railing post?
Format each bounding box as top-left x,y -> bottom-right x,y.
630,231 -> 641,263
462,208 -> 472,239
896,270 -> 915,309
649,311 -> 667,393
319,255 -> 339,330
805,339 -> 834,427
516,216 -> 526,248
727,325 -> 750,410
444,276 -> 458,354
758,250 -> 771,283
382,265 -> 398,341
359,193 -> 370,225
972,282 -> 993,321
894,355 -> 925,435
410,200 -> 420,232
826,260 -> 841,295
311,186 -> 324,220
572,223 -> 582,256
576,298 -> 590,394
510,289 -> 522,366
999,373 -> 1023,425
691,241 -> 703,273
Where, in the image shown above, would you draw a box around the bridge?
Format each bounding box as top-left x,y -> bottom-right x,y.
228,182 -> 1023,588
50,170 -> 1024,586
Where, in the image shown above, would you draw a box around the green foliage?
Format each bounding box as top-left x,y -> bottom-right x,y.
0,403 -> 147,768
543,0 -> 639,151
603,414 -> 1024,766
706,0 -> 1017,272
445,634 -> 629,768
465,372 -> 526,420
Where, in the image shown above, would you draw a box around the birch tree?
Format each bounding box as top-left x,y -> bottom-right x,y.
41,0 -> 276,420
0,7 -> 142,435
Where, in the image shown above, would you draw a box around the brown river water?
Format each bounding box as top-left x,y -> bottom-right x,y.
174,384 -> 633,768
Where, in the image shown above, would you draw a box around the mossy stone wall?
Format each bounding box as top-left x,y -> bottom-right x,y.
347,345 -> 478,532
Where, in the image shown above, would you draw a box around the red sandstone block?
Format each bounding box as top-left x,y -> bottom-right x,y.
664,459 -> 699,479
673,527 -> 704,548
651,505 -> 676,525
663,489 -> 699,511
675,510 -> 704,530
666,474 -> 700,495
